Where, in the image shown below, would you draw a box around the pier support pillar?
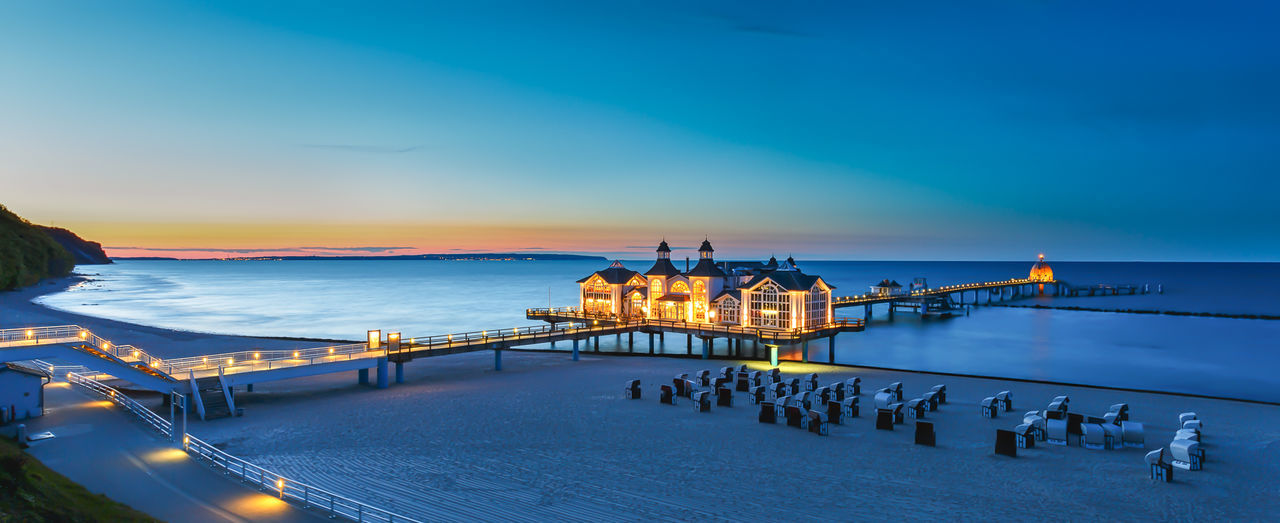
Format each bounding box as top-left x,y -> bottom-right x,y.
864,304 -> 871,322
687,334 -> 692,355
648,333 -> 654,355
701,338 -> 709,360
828,335 -> 836,363
358,368 -> 369,385
888,304 -> 896,321
594,336 -> 600,352
247,384 -> 254,393
395,362 -> 404,384
768,345 -> 779,367
628,332 -> 634,353
802,340 -> 809,363
494,349 -> 502,371
572,339 -> 580,361
376,357 -> 388,388
616,333 -> 621,347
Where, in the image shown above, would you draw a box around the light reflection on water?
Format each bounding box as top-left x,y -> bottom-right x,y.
37,259 -> 1280,402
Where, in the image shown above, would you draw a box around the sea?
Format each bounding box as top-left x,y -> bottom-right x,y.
36,259 -> 1280,402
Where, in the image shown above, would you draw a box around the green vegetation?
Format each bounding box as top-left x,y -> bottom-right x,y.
0,204 -> 74,290
0,436 -> 157,522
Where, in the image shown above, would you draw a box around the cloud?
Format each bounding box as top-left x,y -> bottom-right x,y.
300,144 -> 425,154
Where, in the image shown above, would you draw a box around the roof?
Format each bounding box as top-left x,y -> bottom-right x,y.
656,240 -> 671,253
626,287 -> 648,297
712,289 -> 741,302
2,362 -> 50,379
577,261 -> 642,285
743,270 -> 835,292
644,258 -> 682,277
873,279 -> 903,288
698,239 -> 714,252
657,294 -> 689,302
685,258 -> 727,277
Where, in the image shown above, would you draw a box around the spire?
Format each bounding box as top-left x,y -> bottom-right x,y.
786,254 -> 797,268
609,260 -> 626,268
698,237 -> 714,260
656,238 -> 671,259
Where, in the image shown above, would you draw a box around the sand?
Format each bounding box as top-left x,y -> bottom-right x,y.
6,278 -> 1280,521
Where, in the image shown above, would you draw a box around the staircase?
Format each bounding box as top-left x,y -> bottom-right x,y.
194,377 -> 232,420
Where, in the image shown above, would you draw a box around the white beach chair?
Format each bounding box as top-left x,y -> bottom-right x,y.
889,382 -> 904,401
808,410 -> 829,436
846,377 -> 862,397
748,385 -> 766,405
1101,423 -> 1122,450
841,397 -> 859,419
1182,419 -> 1203,432
1081,423 -> 1105,449
1178,412 -> 1197,425
696,370 -> 711,387
816,386 -> 833,406
922,391 -> 939,411
774,396 -> 791,420
930,384 -> 947,404
1175,429 -> 1199,442
1052,395 -> 1070,405
1106,403 -> 1129,423
1121,421 -> 1145,448
905,398 -> 926,419
1023,413 -> 1046,441
691,391 -> 711,413
786,378 -> 801,395
796,391 -> 814,410
804,373 -> 819,392
887,402 -> 905,424
1014,423 -> 1036,448
1046,419 -> 1068,445
768,368 -> 781,383
994,390 -> 1012,412
1169,439 -> 1202,471
748,371 -> 762,388
624,379 -> 641,399
874,391 -> 895,411
980,397 -> 998,418
720,367 -> 734,381
770,382 -> 787,402
1145,449 -> 1172,482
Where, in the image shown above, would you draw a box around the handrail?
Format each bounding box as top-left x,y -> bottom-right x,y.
67,372 -> 420,523
832,278 -> 1048,304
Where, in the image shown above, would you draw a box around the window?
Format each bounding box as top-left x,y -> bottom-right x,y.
693,280 -> 707,321
583,278 -> 612,314
630,293 -> 645,317
806,286 -> 828,328
718,297 -> 739,324
670,280 -> 689,293
650,279 -> 663,299
747,282 -> 790,329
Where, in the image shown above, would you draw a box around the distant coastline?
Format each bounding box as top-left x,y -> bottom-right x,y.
112,253 -> 608,262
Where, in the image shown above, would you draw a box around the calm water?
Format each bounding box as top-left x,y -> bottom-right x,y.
38,260 -> 1280,402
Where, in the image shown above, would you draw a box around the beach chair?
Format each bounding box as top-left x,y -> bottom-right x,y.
736,372 -> 751,392
1014,423 -> 1036,448
1175,429 -> 1199,442
1066,413 -> 1084,436
830,382 -> 846,402
1046,400 -> 1067,419
905,398 -> 926,419
1022,413 -> 1046,441
624,379 -> 641,399
748,371 -> 762,388
816,386 -> 833,406
1178,412 -> 1197,425
1080,423 -> 1105,449
768,368 -> 781,383
786,378 -> 801,395
808,410 -> 829,436
696,370 -> 711,387
1169,439 -> 1201,471
716,387 -> 734,407
930,384 -> 947,404
682,379 -> 697,398
994,390 -> 1012,412
720,367 -> 734,381
758,401 -> 776,423
1052,395 -> 1070,406
659,385 -> 676,405
980,397 -> 998,418
1121,421 -> 1144,448
889,382 -> 904,401
692,391 -> 712,413
774,395 -> 791,419
875,409 -> 894,430
841,397 -> 859,419
915,421 -> 936,446
874,390 -> 895,411
804,373 -> 819,392
1106,403 -> 1129,423
994,429 -> 1018,457
1045,419 -> 1068,445
1182,419 -> 1203,432
846,377 -> 862,397
785,405 -> 809,429
1145,449 -> 1173,482
672,376 -> 686,397
826,399 -> 843,425
796,391 -> 813,410
1101,423 -> 1122,450
713,376 -> 733,390
749,385 -> 766,405
888,402 -> 904,424
922,391 -> 939,411
770,382 -> 787,402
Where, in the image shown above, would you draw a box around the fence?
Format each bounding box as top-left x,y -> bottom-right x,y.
67,372 -> 420,523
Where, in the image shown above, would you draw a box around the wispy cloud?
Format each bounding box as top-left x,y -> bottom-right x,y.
107,246 -> 413,253
300,144 -> 424,154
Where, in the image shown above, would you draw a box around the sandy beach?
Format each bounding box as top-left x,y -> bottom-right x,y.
6,279 -> 1280,521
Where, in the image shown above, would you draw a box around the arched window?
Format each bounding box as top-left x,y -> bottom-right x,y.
692,280 -> 708,321
583,278 -> 612,315
650,279 -> 663,298
747,282 -> 790,329
671,281 -> 689,294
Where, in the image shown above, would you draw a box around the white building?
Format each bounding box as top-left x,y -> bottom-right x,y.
0,363 -> 49,423
579,239 -> 835,330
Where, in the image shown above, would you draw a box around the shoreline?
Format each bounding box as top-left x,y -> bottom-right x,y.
5,274 -> 1273,405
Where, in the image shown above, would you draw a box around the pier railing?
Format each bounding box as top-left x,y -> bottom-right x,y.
158,342 -> 379,378
832,278 -> 1040,305
0,324 -> 162,368
67,372 -> 421,523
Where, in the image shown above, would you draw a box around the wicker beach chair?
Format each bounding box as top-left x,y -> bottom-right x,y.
888,382 -> 904,401
785,405 -> 809,429
696,370 -> 711,387
930,384 -> 946,404
624,379 -> 641,399
816,386 -> 833,406
1045,419 -> 1068,445
804,373 -> 819,392
826,398 -> 843,425
659,385 -> 676,405
1121,421 -> 1144,448
758,401 -> 776,423
1014,423 -> 1036,448
716,386 -> 734,407
808,410 -> 829,435
1101,422 -> 1122,450
1146,448 -> 1172,482
980,397 -> 999,418
846,377 -> 862,398
874,390 -> 895,411
1080,423 -> 1105,449
749,385 -> 766,405
692,391 -> 712,413
1169,439 -> 1202,471
994,390 -> 1012,412
905,398 -> 926,419
922,391 -> 939,411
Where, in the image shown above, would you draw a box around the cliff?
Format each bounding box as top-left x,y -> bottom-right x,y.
36,225 -> 112,265
0,205 -> 75,290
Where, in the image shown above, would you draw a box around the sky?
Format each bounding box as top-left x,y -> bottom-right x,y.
1,1 -> 1277,261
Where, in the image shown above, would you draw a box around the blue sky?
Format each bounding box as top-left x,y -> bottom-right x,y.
1,1 -> 1277,260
